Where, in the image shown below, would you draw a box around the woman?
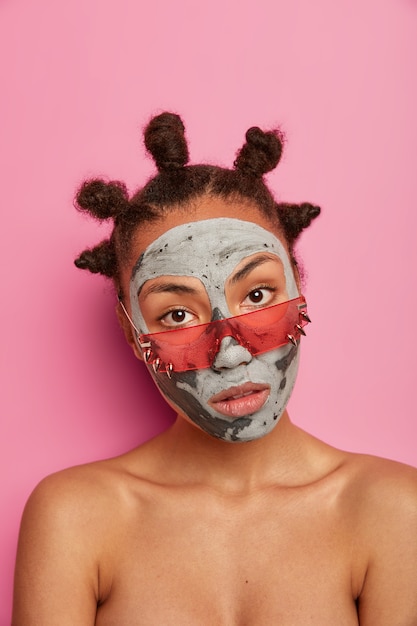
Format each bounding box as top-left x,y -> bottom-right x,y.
13,113 -> 417,624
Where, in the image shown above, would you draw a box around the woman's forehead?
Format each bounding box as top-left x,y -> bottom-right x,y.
131,218 -> 288,280
130,218 -> 299,303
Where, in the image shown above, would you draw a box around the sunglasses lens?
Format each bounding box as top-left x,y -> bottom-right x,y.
140,296 -> 308,373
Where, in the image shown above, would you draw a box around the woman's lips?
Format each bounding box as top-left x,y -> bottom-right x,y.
208,382 -> 270,418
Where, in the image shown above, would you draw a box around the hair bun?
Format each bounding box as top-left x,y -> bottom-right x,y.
277,202 -> 321,244
76,179 -> 128,220
234,126 -> 284,177
74,239 -> 116,277
144,112 -> 189,172
299,202 -> 321,222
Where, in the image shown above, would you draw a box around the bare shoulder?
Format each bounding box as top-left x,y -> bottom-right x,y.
25,458 -> 116,517
18,431 -> 180,552
13,449 -> 153,625
16,461 -> 116,575
21,446 -> 155,529
340,452 -> 417,625
16,454 -> 141,577
342,452 -> 417,515
333,450 -> 417,544
350,452 -> 417,553
301,429 -> 417,512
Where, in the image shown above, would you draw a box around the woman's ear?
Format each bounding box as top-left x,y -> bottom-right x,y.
116,302 -> 143,361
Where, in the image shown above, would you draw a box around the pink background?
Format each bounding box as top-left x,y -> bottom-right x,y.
1,0 -> 416,622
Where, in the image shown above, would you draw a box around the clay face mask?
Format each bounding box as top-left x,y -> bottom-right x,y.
129,217 -> 306,442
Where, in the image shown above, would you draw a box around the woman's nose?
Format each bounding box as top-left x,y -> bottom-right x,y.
211,336 -> 253,371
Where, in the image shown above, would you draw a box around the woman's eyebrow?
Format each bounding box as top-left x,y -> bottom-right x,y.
229,254 -> 275,285
139,281 -> 200,298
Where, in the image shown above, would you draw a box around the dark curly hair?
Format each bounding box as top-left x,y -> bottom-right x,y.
74,112 -> 320,298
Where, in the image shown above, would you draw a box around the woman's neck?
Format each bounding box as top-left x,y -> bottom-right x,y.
149,412 -> 331,494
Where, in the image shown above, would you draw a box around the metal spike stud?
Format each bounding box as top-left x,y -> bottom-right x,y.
166,363 -> 173,379
300,311 -> 312,324
295,324 -> 306,336
287,334 -> 298,347
144,349 -> 152,363
152,357 -> 161,373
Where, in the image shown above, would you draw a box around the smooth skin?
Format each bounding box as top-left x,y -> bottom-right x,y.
13,197 -> 417,625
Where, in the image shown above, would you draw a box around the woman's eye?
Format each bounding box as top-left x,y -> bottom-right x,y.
160,309 -> 196,328
248,289 -> 265,303
242,287 -> 275,307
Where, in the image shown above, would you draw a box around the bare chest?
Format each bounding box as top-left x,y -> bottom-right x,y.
95,487 -> 360,625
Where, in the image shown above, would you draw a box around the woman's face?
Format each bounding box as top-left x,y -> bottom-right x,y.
121,197 -> 303,443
